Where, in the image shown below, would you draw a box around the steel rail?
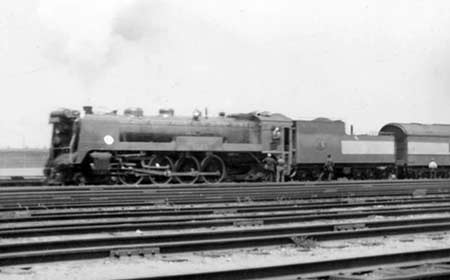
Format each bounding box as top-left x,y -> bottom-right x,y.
1,180 -> 448,197
3,209 -> 450,239
3,197 -> 448,225
1,195 -> 407,213
0,197 -> 405,212
1,184 -> 449,209
3,202 -> 450,238
4,216 -> 450,253
4,201 -> 450,226
2,217 -> 450,266
0,188 -> 430,207
3,200 -> 450,225
0,177 -> 44,187
2,178 -> 449,191
1,180 -> 447,190
0,185 -> 444,201
115,248 -> 450,280
323,262 -> 450,280
3,194 -> 449,218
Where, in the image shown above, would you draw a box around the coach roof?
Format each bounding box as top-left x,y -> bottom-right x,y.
380,123 -> 450,137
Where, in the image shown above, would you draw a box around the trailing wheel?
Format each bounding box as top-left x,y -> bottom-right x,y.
174,156 -> 200,184
141,155 -> 173,184
201,154 -> 226,183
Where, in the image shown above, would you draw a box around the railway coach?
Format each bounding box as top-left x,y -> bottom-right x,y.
380,123 -> 450,178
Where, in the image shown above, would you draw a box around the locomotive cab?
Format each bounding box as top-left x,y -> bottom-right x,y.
44,109 -> 80,181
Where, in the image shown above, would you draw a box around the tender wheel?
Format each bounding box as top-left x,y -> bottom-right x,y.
118,161 -> 144,185
201,154 -> 226,183
174,156 -> 200,184
141,155 -> 173,184
72,172 -> 87,186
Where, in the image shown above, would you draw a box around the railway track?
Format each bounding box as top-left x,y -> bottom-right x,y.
2,192 -> 450,213
1,179 -> 450,209
2,179 -> 450,278
2,193 -> 450,218
3,200 -> 450,237
1,214 -> 450,266
0,176 -> 44,187
116,248 -> 450,280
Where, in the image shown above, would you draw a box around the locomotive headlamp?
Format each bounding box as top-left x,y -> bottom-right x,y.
104,135 -> 114,145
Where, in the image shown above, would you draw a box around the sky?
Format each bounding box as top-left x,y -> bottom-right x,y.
1,0 -> 450,148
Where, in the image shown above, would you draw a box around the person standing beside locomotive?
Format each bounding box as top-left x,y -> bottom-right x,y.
428,158 -> 438,179
276,157 -> 286,182
262,153 -> 277,182
319,154 -> 334,181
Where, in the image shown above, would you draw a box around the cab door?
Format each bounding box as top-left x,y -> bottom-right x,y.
261,122 -> 293,169
283,126 -> 294,169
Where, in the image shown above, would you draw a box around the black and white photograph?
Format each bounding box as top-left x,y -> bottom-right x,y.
1,0 -> 450,279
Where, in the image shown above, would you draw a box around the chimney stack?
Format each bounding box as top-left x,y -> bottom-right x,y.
83,106 -> 93,115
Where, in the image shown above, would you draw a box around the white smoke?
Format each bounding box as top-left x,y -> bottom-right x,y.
37,0 -> 152,85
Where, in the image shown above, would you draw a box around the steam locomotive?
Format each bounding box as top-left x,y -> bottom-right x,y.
44,106 -> 450,185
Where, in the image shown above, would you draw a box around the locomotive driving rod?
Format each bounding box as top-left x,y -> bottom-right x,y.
132,168 -> 221,177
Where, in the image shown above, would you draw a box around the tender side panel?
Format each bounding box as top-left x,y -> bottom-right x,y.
296,133 -> 395,164
294,118 -> 396,165
341,140 -> 395,155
